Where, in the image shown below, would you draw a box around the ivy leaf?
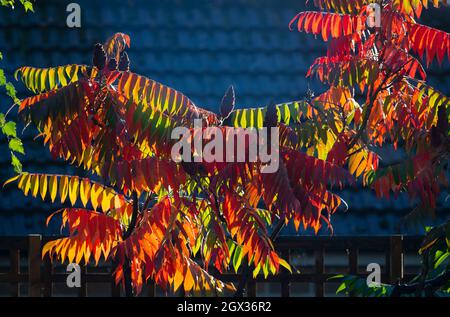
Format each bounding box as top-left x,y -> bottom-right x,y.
0,69 -> 5,86
5,82 -> 18,103
10,153 -> 22,173
9,137 -> 25,154
2,121 -> 17,138
22,0 -> 34,12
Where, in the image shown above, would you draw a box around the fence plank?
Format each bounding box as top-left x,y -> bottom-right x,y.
389,235 -> 403,283
79,265 -> 87,297
28,235 -> 42,297
9,248 -> 20,297
110,260 -> 121,297
280,249 -> 290,297
111,279 -> 121,297
348,246 -> 358,275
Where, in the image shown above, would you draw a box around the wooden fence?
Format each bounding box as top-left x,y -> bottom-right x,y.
0,235 -> 423,297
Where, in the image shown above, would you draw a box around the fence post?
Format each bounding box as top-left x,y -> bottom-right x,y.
280,249 -> 290,297
389,235 -> 403,284
347,243 -> 359,297
147,280 -> 155,297
247,279 -> 257,297
79,265 -> 87,297
28,234 -> 42,297
43,255 -> 52,297
314,248 -> 324,297
9,248 -> 20,297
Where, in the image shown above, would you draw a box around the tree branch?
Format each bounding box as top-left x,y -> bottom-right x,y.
121,191 -> 139,297
391,269 -> 450,297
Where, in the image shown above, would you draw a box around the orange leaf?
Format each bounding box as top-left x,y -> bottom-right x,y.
183,265 -> 195,292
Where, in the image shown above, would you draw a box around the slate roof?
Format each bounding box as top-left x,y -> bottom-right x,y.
0,0 -> 449,236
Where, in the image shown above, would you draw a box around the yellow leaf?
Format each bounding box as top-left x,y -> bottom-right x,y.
39,174 -> 48,200
80,179 -> 91,207
83,243 -> 91,264
22,173 -> 32,196
252,263 -> 261,278
355,153 -> 367,178
3,174 -> 20,187
349,151 -> 363,175
278,258 -> 292,273
94,245 -> 102,264
68,177 -> 79,206
58,67 -> 67,87
101,189 -> 112,212
114,195 -> 125,209
59,176 -> 69,203
90,183 -> 102,211
173,268 -> 184,292
48,68 -> 56,90
49,175 -> 58,203
42,240 -> 57,259
59,239 -> 70,263
17,173 -> 29,191
67,242 -> 76,264
76,241 -> 85,264
30,174 -> 40,198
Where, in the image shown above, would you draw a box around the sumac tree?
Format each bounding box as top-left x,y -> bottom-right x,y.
4,0 -> 450,296
6,32 -> 351,296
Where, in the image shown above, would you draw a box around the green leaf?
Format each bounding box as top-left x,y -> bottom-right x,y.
328,274 -> 345,281
252,263 -> 261,278
262,258 -> 269,278
434,251 -> 450,269
227,239 -> 236,256
8,138 -> 25,154
2,121 -> 16,137
232,245 -> 243,273
5,82 -> 18,102
336,282 -> 347,294
0,69 -> 5,86
445,223 -> 450,248
10,152 -> 22,173
22,1 -> 33,12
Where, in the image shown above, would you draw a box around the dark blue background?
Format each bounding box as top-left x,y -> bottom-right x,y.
0,0 -> 449,236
